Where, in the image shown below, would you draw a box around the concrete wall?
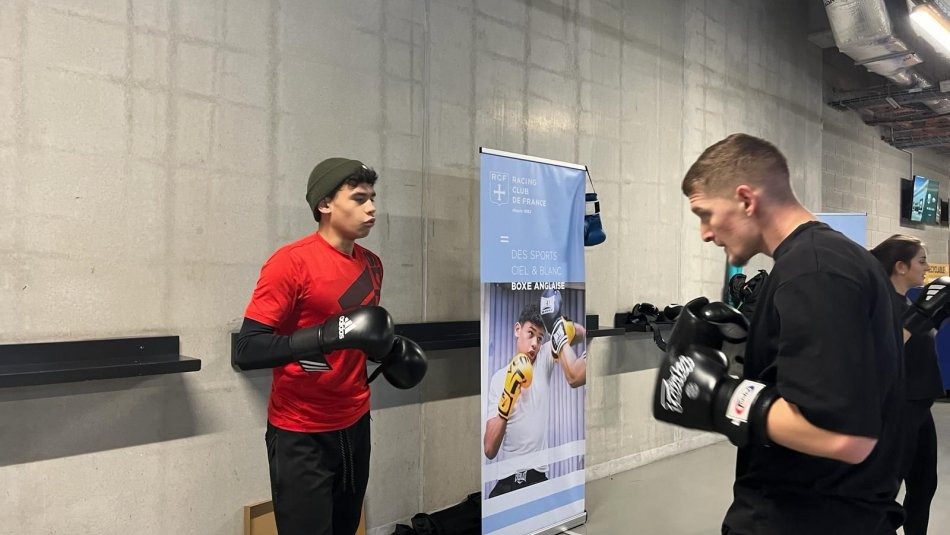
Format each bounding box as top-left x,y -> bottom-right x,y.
0,1 -> 905,534
581,0 -> 823,486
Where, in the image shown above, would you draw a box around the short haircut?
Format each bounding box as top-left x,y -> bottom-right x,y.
682,133 -> 794,202
329,165 -> 378,198
518,303 -> 543,330
870,234 -> 925,276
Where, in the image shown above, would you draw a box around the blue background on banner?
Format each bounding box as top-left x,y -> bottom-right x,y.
815,212 -> 867,247
480,153 -> 586,283
483,484 -> 585,533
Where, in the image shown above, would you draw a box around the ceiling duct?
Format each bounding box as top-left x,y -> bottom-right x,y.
932,0 -> 950,21
825,0 -> 950,114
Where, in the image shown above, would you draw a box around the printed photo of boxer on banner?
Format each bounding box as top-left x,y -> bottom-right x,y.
479,149 -> 587,535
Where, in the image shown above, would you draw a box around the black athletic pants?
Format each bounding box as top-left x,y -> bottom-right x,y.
901,400 -> 938,535
266,413 -> 370,535
488,469 -> 548,498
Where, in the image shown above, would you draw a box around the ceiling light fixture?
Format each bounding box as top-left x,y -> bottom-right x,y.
911,2 -> 950,57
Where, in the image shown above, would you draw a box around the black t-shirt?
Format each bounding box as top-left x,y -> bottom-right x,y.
899,292 -> 945,402
723,221 -> 905,534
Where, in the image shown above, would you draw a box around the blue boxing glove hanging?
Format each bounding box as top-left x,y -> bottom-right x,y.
584,168 -> 606,247
585,193 -> 606,246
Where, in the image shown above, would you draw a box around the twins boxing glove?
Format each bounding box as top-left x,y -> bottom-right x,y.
654,345 -> 778,447
540,289 -> 575,360
289,306 -> 395,371
905,276 -> 950,334
664,297 -> 749,355
498,353 -> 533,421
653,297 -> 778,447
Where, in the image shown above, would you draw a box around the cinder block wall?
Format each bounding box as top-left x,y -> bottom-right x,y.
822,107 -> 950,262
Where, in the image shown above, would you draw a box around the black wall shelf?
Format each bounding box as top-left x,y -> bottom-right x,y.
393,318 -> 630,349
395,321 -> 479,351
392,316 -> 646,350
0,336 -> 201,388
612,312 -> 676,332
231,315 -> 658,367
590,327 -> 626,338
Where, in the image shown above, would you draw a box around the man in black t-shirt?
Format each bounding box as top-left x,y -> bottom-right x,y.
653,133 -> 904,534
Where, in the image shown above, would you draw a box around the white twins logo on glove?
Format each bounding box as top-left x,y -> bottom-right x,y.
660,355 -> 696,414
540,296 -> 556,315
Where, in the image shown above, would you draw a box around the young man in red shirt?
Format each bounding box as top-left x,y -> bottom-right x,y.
236,158 -> 407,535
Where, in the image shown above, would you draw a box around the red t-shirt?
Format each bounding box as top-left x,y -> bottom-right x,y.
245,232 -> 383,432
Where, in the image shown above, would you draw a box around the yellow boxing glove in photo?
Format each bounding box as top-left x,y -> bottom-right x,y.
498,353 -> 533,420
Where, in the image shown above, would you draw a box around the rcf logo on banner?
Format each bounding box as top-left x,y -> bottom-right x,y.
489,171 -> 509,206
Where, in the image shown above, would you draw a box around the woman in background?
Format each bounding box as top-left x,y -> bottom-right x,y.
871,234 -> 943,535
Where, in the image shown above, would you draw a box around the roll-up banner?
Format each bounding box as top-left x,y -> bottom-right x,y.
479,148 -> 588,535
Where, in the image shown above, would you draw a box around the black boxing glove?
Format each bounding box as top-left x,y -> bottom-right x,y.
700,300 -> 750,343
653,344 -> 778,448
368,335 -> 428,389
290,306 -> 395,371
663,297 -> 749,355
905,276 -> 950,334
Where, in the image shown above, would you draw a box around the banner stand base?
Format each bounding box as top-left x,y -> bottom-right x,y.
527,511 -> 587,535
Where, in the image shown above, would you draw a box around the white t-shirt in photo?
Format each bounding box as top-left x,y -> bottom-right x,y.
487,342 -> 556,472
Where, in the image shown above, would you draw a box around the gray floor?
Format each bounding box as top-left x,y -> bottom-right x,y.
573,402 -> 950,534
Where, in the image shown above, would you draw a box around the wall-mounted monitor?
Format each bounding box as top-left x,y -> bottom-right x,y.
900,178 -> 913,222
911,175 -> 940,224
901,176 -> 941,225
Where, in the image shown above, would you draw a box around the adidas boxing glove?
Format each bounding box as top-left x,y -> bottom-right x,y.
905,276 -> 950,334
289,306 -> 395,369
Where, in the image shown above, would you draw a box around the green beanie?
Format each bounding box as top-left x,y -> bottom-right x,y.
306,158 -> 366,221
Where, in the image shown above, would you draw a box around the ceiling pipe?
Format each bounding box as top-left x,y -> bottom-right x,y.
825,0 -> 950,114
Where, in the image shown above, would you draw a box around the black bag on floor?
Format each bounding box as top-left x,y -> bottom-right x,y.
409,492 -> 481,535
